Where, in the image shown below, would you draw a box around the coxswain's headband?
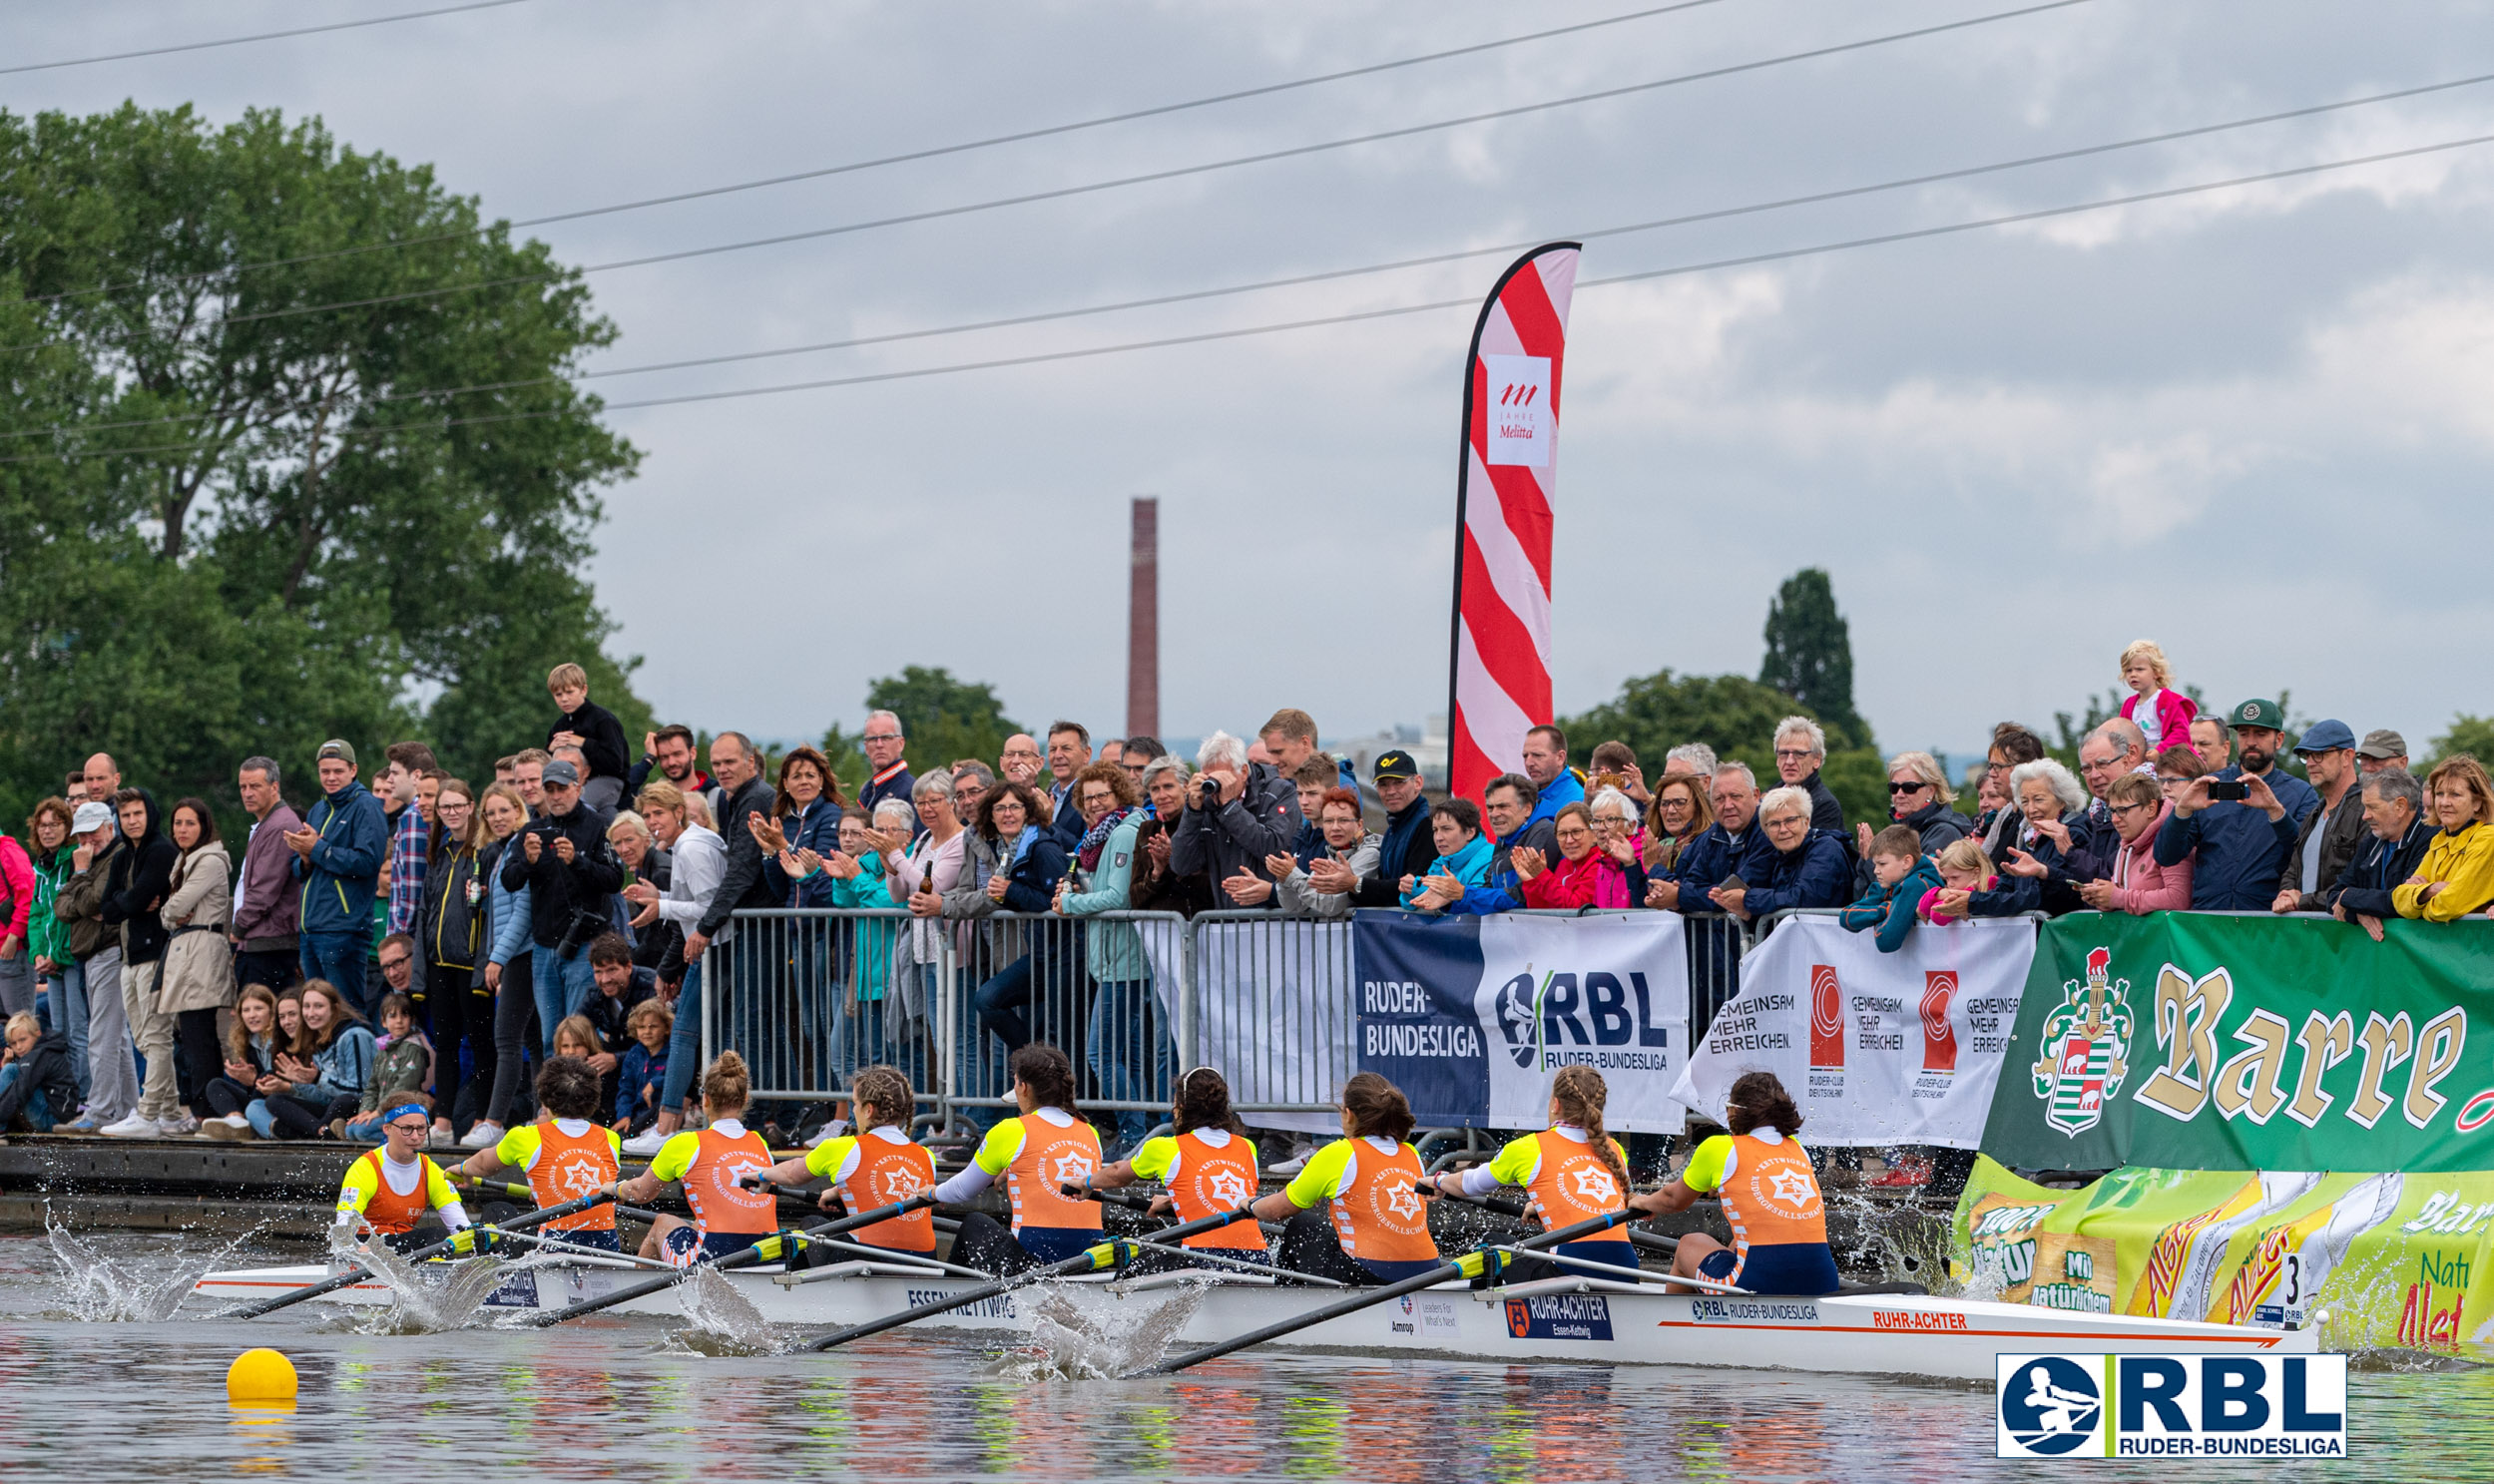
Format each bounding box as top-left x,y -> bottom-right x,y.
383,1102 -> 429,1127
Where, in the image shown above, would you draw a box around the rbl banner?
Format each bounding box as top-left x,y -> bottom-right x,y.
1353,910 -> 1688,1133
1671,914 -> 2032,1148
1983,913 -> 2494,1172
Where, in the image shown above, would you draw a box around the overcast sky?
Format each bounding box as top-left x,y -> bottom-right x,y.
11,0 -> 2493,758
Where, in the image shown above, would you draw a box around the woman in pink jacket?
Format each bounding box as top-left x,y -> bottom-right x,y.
1515,803 -> 1630,909
2077,773 -> 2192,914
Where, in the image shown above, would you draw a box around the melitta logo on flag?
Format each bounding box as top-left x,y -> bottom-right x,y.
1355,911 -> 1689,1132
1482,353 -> 1553,466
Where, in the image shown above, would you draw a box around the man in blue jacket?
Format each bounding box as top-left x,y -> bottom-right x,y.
284,740 -> 389,1017
1646,764 -> 1777,912
1519,726 -> 1585,828
2154,699 -> 2318,910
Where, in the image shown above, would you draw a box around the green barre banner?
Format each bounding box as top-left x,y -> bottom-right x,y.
1981,913 -> 2494,1173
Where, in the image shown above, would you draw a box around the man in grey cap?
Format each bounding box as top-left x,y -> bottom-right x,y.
2273,720 -> 2366,913
2356,729 -> 2410,777
49,800 -> 137,1130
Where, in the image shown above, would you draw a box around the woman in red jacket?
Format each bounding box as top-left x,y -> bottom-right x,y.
1513,803 -> 1627,909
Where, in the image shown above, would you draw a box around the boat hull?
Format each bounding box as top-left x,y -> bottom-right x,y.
190,1260 -> 2318,1380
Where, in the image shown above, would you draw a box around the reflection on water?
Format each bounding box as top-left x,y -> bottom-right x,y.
0,1235 -> 2485,1482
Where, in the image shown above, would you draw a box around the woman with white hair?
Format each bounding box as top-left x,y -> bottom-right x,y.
1709,785 -> 1851,923
1970,758 -> 2100,917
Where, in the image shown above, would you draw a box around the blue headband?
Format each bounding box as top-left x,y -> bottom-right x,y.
383,1102 -> 429,1127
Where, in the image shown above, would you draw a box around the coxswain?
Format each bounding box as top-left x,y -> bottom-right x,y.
613,1051 -> 777,1265
450,1056 -> 624,1250
1628,1070 -> 1840,1295
1074,1067 -> 1265,1271
334,1102 -> 470,1252
920,1044 -> 1103,1272
1247,1071 -> 1438,1283
750,1064 -> 937,1260
1420,1064 -> 1636,1273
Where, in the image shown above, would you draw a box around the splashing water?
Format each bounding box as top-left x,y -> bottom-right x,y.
314,1237 -> 515,1334
664,1263 -> 783,1356
1001,1276 -> 1214,1380
47,1216 -> 267,1323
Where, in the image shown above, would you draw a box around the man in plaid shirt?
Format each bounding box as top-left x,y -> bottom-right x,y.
376,742 -> 439,937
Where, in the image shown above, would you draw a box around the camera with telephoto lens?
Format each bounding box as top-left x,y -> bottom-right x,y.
1194,772 -> 1223,809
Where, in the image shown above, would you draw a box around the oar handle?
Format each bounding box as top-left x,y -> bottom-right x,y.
1424,1181 -> 1677,1253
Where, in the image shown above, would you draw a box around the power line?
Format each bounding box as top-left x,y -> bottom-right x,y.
2,0 -> 1730,309
1,0 -> 2092,335
13,70 -> 2490,444
8,127 -> 2485,467
0,0 -> 538,77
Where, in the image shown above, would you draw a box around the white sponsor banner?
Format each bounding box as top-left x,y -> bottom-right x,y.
1671,914 -> 2033,1148
1472,911 -> 1691,1133
1145,919 -> 1354,1136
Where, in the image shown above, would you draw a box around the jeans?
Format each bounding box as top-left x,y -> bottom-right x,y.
234,948 -> 302,995
661,959 -> 703,1114
973,955 -> 1035,1053
176,1007 -> 224,1119
426,959 -> 490,1131
47,958 -> 90,1101
81,949 -> 138,1125
1085,978 -> 1171,1154
0,953 -> 32,1017
485,952 -> 537,1129
0,1065 -> 54,1132
531,942 -> 598,1041
299,931 -> 372,1018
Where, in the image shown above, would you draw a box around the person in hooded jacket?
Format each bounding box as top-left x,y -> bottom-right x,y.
417,778 -> 492,1143
156,798 -> 238,1128
0,1012 -> 80,1132
98,787 -> 184,1137
286,741 -> 389,1019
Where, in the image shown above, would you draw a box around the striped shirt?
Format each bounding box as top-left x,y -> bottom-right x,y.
387,804 -> 428,936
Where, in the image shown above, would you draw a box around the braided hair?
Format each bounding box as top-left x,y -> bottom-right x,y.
1550,1064 -> 1628,1191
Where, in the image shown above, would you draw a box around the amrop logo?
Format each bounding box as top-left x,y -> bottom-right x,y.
1998,1355 -> 2105,1456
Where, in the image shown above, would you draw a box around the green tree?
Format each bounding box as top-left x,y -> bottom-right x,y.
0,104 -> 641,822
835,667 -> 1023,783
1757,568 -> 1868,750
2428,716 -> 2494,768
1559,669 -> 1885,825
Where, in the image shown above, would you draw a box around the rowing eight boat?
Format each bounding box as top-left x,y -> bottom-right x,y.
190,1256 -> 2315,1380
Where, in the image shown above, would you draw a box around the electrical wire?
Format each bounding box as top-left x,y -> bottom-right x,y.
11,69 -> 2489,444
1,0 -> 1731,308
6,126 -> 2485,467
0,0 -> 2092,332
0,0 -> 538,77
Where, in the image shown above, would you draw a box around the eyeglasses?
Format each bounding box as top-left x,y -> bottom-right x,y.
862,734 -> 903,744
385,1122 -> 429,1137
1774,748 -> 1818,761
2110,802 -> 2153,816
1888,781 -> 1928,795
1764,814 -> 1807,829
378,956 -> 412,972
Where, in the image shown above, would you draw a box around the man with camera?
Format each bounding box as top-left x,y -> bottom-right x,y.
498,757 -> 627,1025
1170,731 -> 1302,909
2154,698 -> 2319,910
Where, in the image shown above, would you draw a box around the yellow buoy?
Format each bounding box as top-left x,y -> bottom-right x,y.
227,1347 -> 298,1403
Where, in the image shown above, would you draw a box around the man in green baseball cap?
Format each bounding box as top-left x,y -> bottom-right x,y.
2157,699 -> 2320,909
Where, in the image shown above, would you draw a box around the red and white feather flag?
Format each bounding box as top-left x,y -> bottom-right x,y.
1447,242 -> 1580,804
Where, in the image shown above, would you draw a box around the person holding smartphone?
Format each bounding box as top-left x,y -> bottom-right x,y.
2153,699 -> 2317,910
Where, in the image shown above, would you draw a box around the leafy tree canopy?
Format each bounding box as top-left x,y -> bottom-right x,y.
819,667 -> 1024,798
0,103 -> 643,828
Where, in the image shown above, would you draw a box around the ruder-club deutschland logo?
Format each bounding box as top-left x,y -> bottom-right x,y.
1809,964 -> 1844,1070
1921,969 -> 1959,1074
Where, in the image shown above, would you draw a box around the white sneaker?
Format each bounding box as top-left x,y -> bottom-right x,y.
1265,1154 -> 1308,1177
161,1113 -> 200,1137
458,1122 -> 505,1150
99,1113 -> 162,1139
803,1119 -> 847,1150
621,1128 -> 670,1157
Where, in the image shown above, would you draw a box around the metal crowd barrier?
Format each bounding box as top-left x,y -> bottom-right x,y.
703,903 -> 1766,1139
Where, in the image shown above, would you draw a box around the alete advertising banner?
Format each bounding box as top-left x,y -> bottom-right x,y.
1353,910 -> 1688,1133
1670,914 -> 2031,1148
1982,914 -> 2494,1173
1957,1156 -> 2494,1354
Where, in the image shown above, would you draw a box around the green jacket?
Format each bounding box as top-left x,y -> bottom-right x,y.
28,844 -> 73,965
1061,812 -> 1150,982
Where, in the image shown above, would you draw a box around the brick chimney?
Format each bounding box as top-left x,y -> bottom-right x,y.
1126,496 -> 1159,739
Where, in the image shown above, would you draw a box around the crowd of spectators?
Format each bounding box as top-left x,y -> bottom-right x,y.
2,639 -> 2490,1161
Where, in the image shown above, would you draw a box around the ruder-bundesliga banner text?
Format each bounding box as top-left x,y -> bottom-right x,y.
1354,910 -> 1689,1133
1959,1155 -> 2494,1353
1984,914 -> 2494,1173
1672,914 -> 2031,1148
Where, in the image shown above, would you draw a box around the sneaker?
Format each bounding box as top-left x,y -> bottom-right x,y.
201,1117 -> 249,1143
61,1114 -> 104,1133
326,1118 -> 348,1141
459,1121 -> 505,1150
1265,1154 -> 1308,1177
99,1113 -> 162,1139
621,1127 -> 670,1157
803,1120 -> 848,1150
161,1113 -> 200,1137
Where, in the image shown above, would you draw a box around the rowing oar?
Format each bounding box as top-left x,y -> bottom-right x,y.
1140,1208 -> 1642,1376
512,1191 -> 940,1328
1425,1185 -> 1678,1257
448,1176 -> 683,1230
225,1189 -> 616,1319
797,1203 -> 1263,1353
1071,1183 -> 1287,1236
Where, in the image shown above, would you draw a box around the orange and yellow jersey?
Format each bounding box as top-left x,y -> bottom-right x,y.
1682,1131 -> 1827,1261
805,1125 -> 938,1252
1130,1128 -> 1263,1250
650,1119 -> 777,1236
1284,1135 -> 1437,1264
967,1108 -> 1105,1234
495,1118 -> 624,1233
1480,1126 -> 1629,1228
335,1149 -> 464,1237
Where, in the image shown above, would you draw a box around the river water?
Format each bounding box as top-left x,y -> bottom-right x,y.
3,1231 -> 2481,1481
